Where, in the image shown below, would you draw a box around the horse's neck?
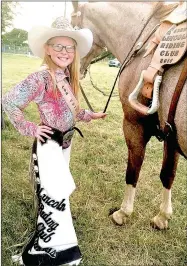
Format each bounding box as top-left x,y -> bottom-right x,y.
83,2 -> 160,61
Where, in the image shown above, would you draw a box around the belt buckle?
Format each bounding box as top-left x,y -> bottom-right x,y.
63,129 -> 74,142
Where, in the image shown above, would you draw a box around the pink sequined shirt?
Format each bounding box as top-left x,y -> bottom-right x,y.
2,68 -> 93,137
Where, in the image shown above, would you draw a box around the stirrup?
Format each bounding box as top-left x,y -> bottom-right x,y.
128,70 -> 162,115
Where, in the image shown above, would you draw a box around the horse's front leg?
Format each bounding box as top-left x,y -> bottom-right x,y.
112,184 -> 136,226
151,139 -> 179,229
112,115 -> 150,225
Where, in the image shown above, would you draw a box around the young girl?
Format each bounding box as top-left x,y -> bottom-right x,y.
3,17 -> 106,266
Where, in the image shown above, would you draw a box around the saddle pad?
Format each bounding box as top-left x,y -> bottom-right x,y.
157,21 -> 187,66
147,21 -> 187,74
142,21 -> 186,97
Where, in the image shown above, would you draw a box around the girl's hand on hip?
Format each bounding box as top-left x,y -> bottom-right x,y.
91,112 -> 107,120
35,125 -> 53,142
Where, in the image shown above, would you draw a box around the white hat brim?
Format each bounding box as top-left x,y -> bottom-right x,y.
28,26 -> 93,59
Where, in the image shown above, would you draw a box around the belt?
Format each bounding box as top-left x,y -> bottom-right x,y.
41,126 -> 84,148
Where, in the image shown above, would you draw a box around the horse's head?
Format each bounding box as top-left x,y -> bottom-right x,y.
71,2 -> 106,79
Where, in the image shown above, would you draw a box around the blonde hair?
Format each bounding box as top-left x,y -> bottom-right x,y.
41,38 -> 80,99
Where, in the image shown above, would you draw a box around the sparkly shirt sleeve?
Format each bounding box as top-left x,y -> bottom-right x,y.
76,109 -> 94,122
2,72 -> 44,136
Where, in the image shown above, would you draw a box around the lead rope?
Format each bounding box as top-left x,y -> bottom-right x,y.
79,83 -> 95,112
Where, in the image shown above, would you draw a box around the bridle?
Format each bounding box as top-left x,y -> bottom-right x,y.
72,4 -> 160,113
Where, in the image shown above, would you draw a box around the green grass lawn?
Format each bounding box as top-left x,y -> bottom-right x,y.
2,53 -> 187,266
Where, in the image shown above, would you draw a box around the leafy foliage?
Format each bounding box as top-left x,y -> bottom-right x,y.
2,28 -> 28,46
1,2 -> 16,33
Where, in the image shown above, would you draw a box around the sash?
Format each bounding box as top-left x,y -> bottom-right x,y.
46,69 -> 80,119
56,79 -> 79,119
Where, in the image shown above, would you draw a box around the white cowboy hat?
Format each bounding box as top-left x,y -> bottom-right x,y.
28,17 -> 93,59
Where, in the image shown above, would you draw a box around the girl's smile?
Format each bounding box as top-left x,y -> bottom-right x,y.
45,36 -> 75,69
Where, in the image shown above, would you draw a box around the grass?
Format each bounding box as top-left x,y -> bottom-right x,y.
2,53 -> 187,266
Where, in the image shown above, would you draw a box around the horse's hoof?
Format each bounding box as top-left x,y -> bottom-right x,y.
150,216 -> 168,230
111,214 -> 123,226
111,210 -> 127,226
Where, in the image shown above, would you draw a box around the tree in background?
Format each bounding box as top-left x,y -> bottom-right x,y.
2,28 -> 28,46
2,2 -> 17,33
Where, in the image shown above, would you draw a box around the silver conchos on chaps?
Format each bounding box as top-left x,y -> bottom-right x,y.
128,3 -> 187,115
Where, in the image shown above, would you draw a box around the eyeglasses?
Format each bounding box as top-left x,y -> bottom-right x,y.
49,44 -> 75,53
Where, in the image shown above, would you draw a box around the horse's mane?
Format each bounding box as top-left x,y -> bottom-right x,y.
152,2 -> 180,20
74,2 -> 180,23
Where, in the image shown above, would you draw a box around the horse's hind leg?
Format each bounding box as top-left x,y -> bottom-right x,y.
112,116 -> 150,225
151,139 -> 179,229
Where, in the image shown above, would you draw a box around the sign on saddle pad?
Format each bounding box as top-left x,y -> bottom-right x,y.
128,4 -> 187,116
142,21 -> 187,98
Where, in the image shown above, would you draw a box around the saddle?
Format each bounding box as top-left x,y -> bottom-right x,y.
129,3 -> 187,115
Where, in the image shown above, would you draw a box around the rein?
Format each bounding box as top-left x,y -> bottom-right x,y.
79,83 -> 94,112
72,4 -> 161,112
103,22 -> 160,113
80,20 -> 160,113
87,65 -> 118,97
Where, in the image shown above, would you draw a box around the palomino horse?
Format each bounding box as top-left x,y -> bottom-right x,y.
71,2 -> 187,230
